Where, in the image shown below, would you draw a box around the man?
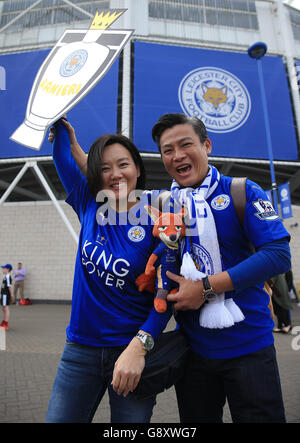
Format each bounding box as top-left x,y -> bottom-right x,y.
13,262 -> 26,304
1,264 -> 13,330
151,113 -> 291,423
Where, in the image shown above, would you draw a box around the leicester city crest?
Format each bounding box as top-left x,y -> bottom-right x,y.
128,226 -> 146,242
178,67 -> 251,133
191,243 -> 214,275
60,49 -> 88,77
211,194 -> 230,211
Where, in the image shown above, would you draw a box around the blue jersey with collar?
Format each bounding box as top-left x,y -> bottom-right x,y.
175,174 -> 290,359
153,242 -> 180,291
66,182 -> 172,347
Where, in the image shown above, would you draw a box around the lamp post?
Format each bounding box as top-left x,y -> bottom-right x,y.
248,42 -> 279,214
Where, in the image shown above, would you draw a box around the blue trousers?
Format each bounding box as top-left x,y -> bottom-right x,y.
46,339 -> 156,423
175,345 -> 286,423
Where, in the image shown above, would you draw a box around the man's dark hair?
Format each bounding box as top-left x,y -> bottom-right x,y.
152,113 -> 208,150
87,134 -> 146,199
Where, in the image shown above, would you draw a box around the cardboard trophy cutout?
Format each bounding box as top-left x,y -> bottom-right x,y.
10,9 -> 133,150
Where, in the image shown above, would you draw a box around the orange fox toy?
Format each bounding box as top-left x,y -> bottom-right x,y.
136,206 -> 186,313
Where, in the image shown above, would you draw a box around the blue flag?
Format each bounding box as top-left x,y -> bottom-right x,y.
278,182 -> 293,219
295,60 -> 300,86
265,189 -> 273,203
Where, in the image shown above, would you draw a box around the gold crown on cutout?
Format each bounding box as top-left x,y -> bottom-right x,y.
90,10 -> 125,30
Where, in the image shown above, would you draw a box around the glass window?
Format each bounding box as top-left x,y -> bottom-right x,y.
0,13 -> 18,28
205,0 -> 216,7
217,0 -> 232,10
1,0 -> 258,32
2,1 -> 34,13
218,10 -> 234,26
292,24 -> 300,41
22,9 -> 52,27
206,8 -> 218,25
0,0 -> 110,31
53,5 -> 87,24
247,1 -> 256,13
168,0 -> 204,4
149,2 -> 164,19
166,4 -> 183,21
231,0 -> 250,12
233,12 -> 251,29
249,13 -> 258,30
182,5 -> 204,23
77,1 -> 109,15
290,11 -> 300,26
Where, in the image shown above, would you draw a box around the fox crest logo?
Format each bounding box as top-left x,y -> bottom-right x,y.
201,84 -> 228,110
179,67 -> 251,133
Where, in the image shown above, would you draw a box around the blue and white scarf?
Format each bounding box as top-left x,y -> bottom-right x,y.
171,165 -> 244,329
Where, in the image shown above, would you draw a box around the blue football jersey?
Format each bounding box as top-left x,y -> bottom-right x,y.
175,175 -> 290,359
65,179 -> 171,347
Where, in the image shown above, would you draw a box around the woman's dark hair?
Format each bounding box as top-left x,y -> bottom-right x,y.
152,113 -> 208,150
87,134 -> 146,199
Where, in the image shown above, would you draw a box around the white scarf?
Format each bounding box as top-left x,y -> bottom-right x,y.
171,165 -> 244,329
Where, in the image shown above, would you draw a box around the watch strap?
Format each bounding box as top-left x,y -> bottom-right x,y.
202,276 -> 211,291
201,276 -> 217,301
135,332 -> 154,351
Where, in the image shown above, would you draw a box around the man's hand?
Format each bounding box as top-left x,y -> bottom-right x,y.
166,271 -> 205,311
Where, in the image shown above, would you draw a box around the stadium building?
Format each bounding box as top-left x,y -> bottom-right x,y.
0,0 -> 300,301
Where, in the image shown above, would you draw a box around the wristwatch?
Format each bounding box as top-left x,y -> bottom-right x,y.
135,332 -> 155,351
202,276 -> 217,301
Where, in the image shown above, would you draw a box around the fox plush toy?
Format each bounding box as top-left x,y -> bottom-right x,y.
136,206 -> 186,313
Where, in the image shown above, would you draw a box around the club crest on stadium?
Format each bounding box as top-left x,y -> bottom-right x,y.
178,67 -> 251,133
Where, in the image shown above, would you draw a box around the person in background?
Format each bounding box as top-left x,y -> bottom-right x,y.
1,264 -> 13,330
285,268 -> 300,306
13,262 -> 26,305
271,273 -> 293,334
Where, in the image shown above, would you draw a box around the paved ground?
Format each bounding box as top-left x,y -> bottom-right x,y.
0,301 -> 299,423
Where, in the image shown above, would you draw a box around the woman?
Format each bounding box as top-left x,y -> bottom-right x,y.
46,119 -> 172,423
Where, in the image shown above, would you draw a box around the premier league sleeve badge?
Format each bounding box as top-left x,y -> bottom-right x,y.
253,198 -> 279,221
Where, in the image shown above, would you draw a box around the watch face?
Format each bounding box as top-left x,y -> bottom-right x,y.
144,335 -> 154,351
136,333 -> 154,351
204,291 -> 217,301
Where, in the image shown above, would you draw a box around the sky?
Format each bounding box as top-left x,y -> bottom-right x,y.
288,0 -> 300,9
